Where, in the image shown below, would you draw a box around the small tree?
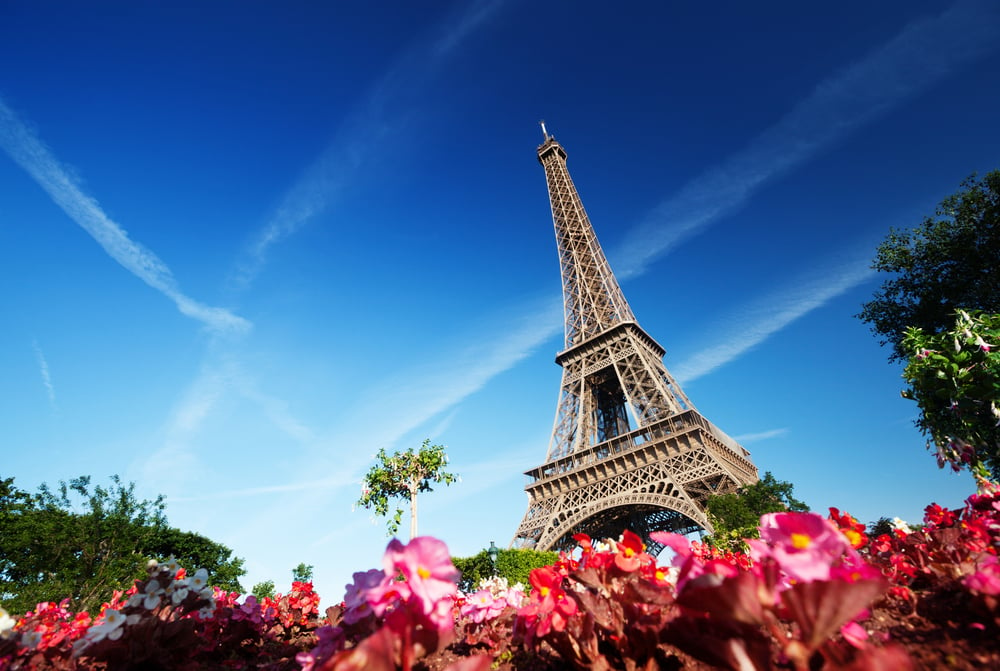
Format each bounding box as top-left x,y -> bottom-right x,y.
292,562 -> 314,583
356,439 -> 457,539
901,309 -> 1000,480
705,472 -> 809,551
858,170 -> 1000,361
251,579 -> 276,600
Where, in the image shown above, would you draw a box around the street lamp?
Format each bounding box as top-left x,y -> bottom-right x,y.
487,541 -> 499,576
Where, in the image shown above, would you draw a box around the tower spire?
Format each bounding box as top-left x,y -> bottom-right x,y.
537,134 -> 635,348
511,135 -> 759,553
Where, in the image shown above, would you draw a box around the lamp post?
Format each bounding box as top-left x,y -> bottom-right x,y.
487,541 -> 499,576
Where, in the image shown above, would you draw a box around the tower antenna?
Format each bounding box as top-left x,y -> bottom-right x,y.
540,120 -> 549,139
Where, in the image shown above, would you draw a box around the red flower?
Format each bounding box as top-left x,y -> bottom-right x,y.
517,567 -> 578,640
870,534 -> 894,554
614,530 -> 647,572
924,503 -> 959,527
573,533 -> 593,554
828,507 -> 868,549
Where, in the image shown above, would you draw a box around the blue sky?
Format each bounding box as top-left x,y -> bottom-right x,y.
2,1 -> 999,603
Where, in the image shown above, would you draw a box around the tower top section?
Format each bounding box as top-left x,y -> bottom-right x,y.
537,133 -> 635,347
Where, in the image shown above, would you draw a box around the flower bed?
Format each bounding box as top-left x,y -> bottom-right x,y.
3,482 -> 999,670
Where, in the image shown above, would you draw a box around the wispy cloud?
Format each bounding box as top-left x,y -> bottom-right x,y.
180,295 -> 561,504
0,97 -> 251,335
672,258 -> 875,384
133,356 -> 317,496
613,0 -> 1000,279
31,340 -> 56,409
170,475 -> 350,503
334,295 -> 562,458
733,428 -> 789,444
230,0 -> 506,289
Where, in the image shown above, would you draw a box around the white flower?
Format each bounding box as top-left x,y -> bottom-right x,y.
21,630 -> 42,649
86,609 -> 126,643
104,609 -> 126,629
164,556 -> 181,576
0,607 -> 16,639
146,558 -> 159,570
171,586 -> 190,605
189,568 -> 209,592
891,517 -> 911,533
143,580 -> 163,610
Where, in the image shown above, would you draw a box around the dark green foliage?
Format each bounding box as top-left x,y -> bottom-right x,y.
0,475 -> 245,614
867,517 -> 894,538
252,579 -> 276,600
705,471 -> 809,551
452,547 -> 558,593
858,170 -> 1000,361
292,562 -> 314,583
901,310 -> 1000,479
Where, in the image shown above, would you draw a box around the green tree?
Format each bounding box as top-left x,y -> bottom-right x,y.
251,579 -> 276,600
867,517 -> 894,539
356,439 -> 457,538
0,475 -> 168,613
0,476 -> 245,614
857,170 -> 1000,361
143,527 -> 245,593
901,310 -> 1000,480
705,472 -> 809,551
452,547 -> 559,593
292,562 -> 314,583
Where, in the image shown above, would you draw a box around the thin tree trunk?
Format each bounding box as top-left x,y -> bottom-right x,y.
410,483 -> 418,540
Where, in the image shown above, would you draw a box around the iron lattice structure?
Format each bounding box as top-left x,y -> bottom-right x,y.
511,131 -> 759,553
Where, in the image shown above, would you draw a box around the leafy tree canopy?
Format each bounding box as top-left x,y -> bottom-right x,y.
356,439 -> 457,538
251,579 -> 276,600
451,547 -> 559,593
705,471 -> 809,551
0,475 -> 245,614
292,563 -> 314,583
901,309 -> 1000,480
858,170 -> 1000,361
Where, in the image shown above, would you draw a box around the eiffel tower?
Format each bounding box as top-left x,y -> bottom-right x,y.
511,126 -> 759,553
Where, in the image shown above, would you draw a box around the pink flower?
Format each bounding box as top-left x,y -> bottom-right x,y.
502,585 -> 527,609
750,512 -> 852,583
343,568 -> 387,624
375,537 -> 459,619
461,589 -> 500,624
964,554 -> 1000,595
840,620 -> 869,649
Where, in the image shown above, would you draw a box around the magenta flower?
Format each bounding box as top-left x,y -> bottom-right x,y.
460,589 -> 497,624
343,568 -> 388,624
462,586 -> 513,623
964,554 -> 1000,596
380,536 -> 460,617
750,512 -> 852,583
